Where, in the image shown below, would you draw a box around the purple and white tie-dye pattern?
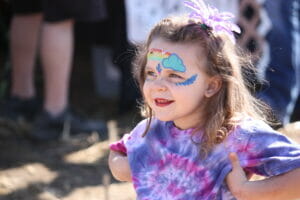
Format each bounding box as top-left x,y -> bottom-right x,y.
110,118 -> 300,200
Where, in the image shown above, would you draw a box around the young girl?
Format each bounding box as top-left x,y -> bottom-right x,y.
109,0 -> 300,199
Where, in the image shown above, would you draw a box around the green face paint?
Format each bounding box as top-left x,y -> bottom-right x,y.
147,48 -> 171,62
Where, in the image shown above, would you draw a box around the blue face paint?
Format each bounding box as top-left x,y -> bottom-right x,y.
156,63 -> 162,74
176,74 -> 198,86
147,50 -> 197,86
161,54 -> 186,72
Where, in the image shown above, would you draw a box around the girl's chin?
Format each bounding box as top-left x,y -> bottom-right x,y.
154,115 -> 174,122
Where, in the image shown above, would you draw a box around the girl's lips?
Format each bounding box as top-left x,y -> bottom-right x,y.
154,98 -> 174,107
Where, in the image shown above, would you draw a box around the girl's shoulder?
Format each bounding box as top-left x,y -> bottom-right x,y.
228,117 -> 277,142
235,117 -> 274,134
225,117 -> 285,153
227,116 -> 290,147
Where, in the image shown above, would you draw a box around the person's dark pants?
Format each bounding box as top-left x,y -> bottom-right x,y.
258,0 -> 300,124
107,0 -> 140,114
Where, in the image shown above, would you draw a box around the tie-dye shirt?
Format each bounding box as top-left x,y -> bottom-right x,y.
110,117 -> 300,200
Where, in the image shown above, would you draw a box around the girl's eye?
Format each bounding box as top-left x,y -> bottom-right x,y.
145,70 -> 156,77
169,73 -> 183,79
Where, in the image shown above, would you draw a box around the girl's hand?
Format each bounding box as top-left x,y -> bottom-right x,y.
226,152 -> 300,200
226,152 -> 248,199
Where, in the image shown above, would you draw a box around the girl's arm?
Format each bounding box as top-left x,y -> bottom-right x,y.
226,152 -> 300,200
108,150 -> 132,182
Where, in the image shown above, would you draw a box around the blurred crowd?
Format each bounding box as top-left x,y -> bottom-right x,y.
0,0 -> 299,142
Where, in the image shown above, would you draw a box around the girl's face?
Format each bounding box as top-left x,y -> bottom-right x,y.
143,38 -> 220,129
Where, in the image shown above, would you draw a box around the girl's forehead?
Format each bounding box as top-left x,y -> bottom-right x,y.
148,39 -> 185,54
147,50 -> 187,72
147,48 -> 171,61
147,39 -> 207,72
148,38 -> 202,53
148,38 -> 206,62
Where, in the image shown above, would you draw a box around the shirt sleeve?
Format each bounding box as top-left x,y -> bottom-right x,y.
109,133 -> 130,155
109,119 -> 151,155
241,128 -> 300,177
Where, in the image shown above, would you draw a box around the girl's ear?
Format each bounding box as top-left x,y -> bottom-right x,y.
205,76 -> 222,97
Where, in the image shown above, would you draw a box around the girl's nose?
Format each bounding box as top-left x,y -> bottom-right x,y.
153,79 -> 168,92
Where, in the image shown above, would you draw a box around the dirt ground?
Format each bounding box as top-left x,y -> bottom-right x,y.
0,116 -> 138,200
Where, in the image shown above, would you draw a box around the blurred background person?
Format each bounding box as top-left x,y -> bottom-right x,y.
202,0 -> 300,125
104,0 -> 141,115
256,0 -> 300,125
0,0 -> 108,141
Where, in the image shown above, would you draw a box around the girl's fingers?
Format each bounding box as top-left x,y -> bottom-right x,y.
228,152 -> 247,181
229,152 -> 241,169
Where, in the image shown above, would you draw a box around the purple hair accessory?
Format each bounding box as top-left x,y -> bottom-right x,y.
184,0 -> 241,43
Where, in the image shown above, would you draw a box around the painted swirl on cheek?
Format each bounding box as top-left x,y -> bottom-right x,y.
176,74 -> 198,86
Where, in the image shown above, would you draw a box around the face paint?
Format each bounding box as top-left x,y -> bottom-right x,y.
147,48 -> 171,61
161,53 -> 186,72
156,63 -> 162,74
147,49 -> 186,72
147,48 -> 195,86
176,74 -> 198,86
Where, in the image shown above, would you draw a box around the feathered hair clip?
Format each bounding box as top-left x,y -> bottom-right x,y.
184,0 -> 241,43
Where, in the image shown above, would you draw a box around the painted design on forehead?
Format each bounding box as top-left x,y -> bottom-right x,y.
176,74 -> 198,86
147,48 -> 171,61
161,54 -> 186,72
156,63 -> 162,74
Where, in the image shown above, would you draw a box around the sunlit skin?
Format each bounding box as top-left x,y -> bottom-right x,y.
143,38 -> 220,130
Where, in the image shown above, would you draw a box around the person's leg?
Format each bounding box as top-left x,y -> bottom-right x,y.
40,19 -> 74,116
30,0 -> 108,141
0,13 -> 42,122
32,18 -> 107,141
10,13 -> 42,99
0,0 -> 44,125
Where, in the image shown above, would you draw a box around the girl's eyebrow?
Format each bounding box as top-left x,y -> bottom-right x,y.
164,68 -> 186,74
145,66 -> 154,70
145,66 -> 157,72
145,66 -> 187,74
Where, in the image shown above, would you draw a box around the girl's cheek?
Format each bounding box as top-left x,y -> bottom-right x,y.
142,84 -> 150,97
144,79 -> 156,90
